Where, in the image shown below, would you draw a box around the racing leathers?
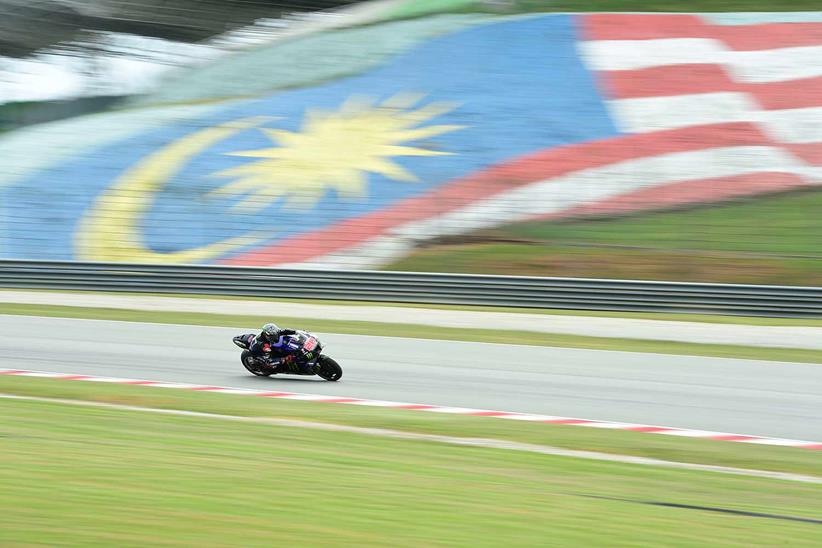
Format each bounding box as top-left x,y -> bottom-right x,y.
248,327 -> 298,367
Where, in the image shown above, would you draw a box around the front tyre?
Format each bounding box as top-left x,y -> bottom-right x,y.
241,350 -> 272,377
316,355 -> 342,381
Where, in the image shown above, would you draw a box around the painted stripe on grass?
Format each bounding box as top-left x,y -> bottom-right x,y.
2,392 -> 820,485
2,368 -> 821,451
2,393 -> 821,485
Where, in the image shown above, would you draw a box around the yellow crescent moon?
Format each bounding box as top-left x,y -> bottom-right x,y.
76,117 -> 270,263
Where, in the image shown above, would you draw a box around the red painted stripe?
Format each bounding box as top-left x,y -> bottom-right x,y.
748,77 -> 822,110
805,444 -> 822,450
600,64 -> 735,100
394,404 -> 438,410
257,392 -> 292,397
785,142 -> 822,165
581,14 -> 709,41
0,370 -> 26,375
189,386 -> 224,391
61,375 -> 92,381
221,123 -> 775,266
714,22 -> 822,51
124,380 -> 158,385
537,172 -> 810,221
468,411 -> 517,417
600,67 -> 822,111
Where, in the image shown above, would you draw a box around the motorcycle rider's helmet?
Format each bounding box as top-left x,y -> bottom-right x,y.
262,323 -> 280,340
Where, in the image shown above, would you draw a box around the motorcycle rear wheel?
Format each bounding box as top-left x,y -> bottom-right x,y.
316,355 -> 342,381
241,350 -> 273,377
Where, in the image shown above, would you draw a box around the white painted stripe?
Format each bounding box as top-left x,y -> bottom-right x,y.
653,429 -> 731,438
4,392 -> 820,484
740,437 -> 816,447
727,45 -> 822,83
492,414 -> 552,422
581,39 -> 822,84
148,382 -> 207,389
578,38 -> 728,71
78,376 -> 142,383
580,422 -> 646,429
346,399 -> 421,407
211,388 -> 264,395
754,106 -> 822,144
611,95 -> 822,148
607,92 -> 759,133
2,369 -> 820,450
278,394 -> 348,401
704,12 -> 822,25
413,406 -> 489,414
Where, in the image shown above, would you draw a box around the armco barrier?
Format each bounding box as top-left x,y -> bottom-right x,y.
0,260 -> 820,317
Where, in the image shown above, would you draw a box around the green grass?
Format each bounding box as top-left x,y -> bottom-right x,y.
2,375 -> 820,478
3,302 -> 822,363
503,191 -> 822,256
6,288 -> 822,326
1,387 -> 821,546
386,190 -> 822,286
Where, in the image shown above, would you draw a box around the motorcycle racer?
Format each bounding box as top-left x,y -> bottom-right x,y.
249,323 -> 299,366
232,325 -> 342,381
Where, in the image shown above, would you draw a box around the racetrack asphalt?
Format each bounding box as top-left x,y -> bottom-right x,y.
2,315 -> 820,441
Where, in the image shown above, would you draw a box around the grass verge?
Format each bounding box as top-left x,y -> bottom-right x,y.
1,375 -> 820,478
385,190 -> 822,286
2,302 -> 821,363
2,386 -> 822,546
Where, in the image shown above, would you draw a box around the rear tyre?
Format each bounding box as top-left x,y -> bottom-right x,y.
241,350 -> 273,377
316,355 -> 342,382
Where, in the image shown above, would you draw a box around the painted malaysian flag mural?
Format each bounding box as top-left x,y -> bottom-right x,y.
0,12 -> 819,268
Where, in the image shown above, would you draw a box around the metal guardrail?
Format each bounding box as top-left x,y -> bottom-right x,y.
0,260 -> 820,317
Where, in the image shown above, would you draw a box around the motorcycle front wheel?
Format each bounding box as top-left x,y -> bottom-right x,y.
316,355 -> 343,381
240,350 -> 273,377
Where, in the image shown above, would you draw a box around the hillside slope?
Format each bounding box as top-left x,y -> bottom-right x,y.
0,10 -> 819,280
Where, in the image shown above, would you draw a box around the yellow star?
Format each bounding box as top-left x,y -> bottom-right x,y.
210,93 -> 463,212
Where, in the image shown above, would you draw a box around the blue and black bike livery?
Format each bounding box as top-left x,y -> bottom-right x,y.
232,330 -> 343,381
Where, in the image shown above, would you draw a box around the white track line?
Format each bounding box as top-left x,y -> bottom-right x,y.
1,369 -> 821,451
2,393 -> 820,485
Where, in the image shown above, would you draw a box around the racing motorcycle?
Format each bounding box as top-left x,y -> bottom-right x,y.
232,330 -> 342,381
